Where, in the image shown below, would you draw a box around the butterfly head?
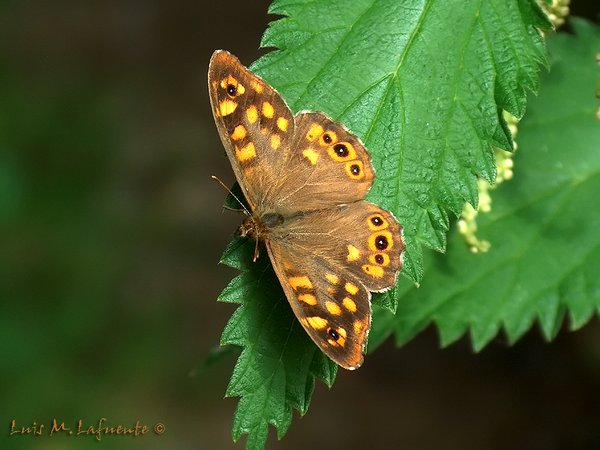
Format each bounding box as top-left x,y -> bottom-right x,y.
238,215 -> 259,240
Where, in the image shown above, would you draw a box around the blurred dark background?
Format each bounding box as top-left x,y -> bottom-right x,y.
0,1 -> 598,449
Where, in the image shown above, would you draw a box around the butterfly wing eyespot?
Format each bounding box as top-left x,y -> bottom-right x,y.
349,203 -> 404,292
345,161 -> 364,180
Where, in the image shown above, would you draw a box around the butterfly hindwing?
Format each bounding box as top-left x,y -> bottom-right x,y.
266,201 -> 403,369
271,201 -> 403,290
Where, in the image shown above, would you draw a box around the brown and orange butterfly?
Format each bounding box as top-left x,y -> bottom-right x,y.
209,50 -> 404,369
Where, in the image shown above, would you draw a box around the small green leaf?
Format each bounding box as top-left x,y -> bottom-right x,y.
371,18 -> 600,353
188,345 -> 240,378
220,236 -> 337,449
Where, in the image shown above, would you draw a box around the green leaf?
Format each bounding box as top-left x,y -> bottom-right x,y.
254,0 -> 550,281
219,236 -> 337,450
370,18 -> 600,352
217,0 -> 551,448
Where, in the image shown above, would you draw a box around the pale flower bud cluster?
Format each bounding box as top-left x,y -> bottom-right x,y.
458,113 -> 518,253
544,0 -> 570,28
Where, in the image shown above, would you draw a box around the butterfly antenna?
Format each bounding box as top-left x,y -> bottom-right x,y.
211,175 -> 251,216
212,175 -> 261,262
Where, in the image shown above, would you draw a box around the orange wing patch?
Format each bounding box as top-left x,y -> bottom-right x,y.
342,297 -> 357,312
270,134 -> 281,149
250,80 -> 263,93
344,282 -> 359,295
361,264 -> 384,278
302,148 -> 319,165
277,117 -> 289,132
219,100 -> 237,116
298,293 -> 317,306
306,123 -> 324,141
262,101 -> 274,119
235,142 -> 256,161
325,301 -> 342,316
246,105 -> 258,124
325,273 -> 340,285
231,125 -> 247,141
289,276 -> 313,290
307,316 -> 328,330
347,245 -> 360,262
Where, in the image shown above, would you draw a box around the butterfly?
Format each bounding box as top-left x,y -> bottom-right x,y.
208,50 -> 404,369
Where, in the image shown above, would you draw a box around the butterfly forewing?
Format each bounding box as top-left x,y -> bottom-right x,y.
266,243 -> 371,370
208,50 -> 295,211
